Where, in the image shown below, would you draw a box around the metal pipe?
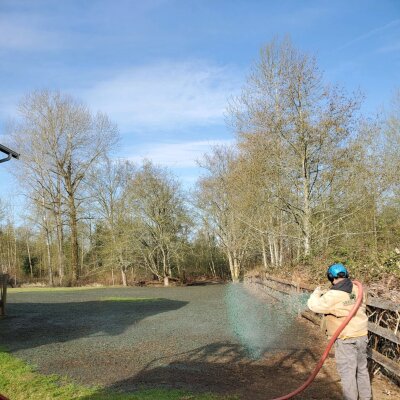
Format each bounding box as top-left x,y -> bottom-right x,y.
0,154 -> 12,163
0,144 -> 19,163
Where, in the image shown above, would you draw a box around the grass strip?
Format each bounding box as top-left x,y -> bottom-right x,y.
100,297 -> 161,302
8,287 -> 105,293
0,350 -> 235,400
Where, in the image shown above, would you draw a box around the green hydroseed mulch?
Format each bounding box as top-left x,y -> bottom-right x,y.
100,297 -> 162,302
0,284 -> 319,399
0,350 -> 235,400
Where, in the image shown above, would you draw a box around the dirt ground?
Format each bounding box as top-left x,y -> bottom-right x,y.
1,284 -> 399,399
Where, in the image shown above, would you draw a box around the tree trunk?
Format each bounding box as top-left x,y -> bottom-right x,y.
13,234 -> 18,286
130,267 -> 135,284
261,234 -> 268,269
273,237 -> 280,268
233,252 -> 240,282
26,236 -> 33,278
56,217 -> 64,285
56,177 -> 65,285
268,234 -> 275,267
42,194 -> 53,286
279,211 -> 284,267
67,192 -> 80,284
209,238 -> 217,277
161,247 -> 169,286
302,153 -> 312,258
227,251 -> 240,282
121,266 -> 127,286
209,259 -> 216,277
6,230 -> 11,272
45,228 -> 53,286
372,193 -> 378,261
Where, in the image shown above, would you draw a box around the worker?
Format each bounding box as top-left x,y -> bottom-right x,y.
307,263 -> 372,400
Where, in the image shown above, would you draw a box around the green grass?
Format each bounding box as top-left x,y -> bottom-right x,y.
100,297 -> 161,302
0,349 -> 235,400
8,286 -> 105,293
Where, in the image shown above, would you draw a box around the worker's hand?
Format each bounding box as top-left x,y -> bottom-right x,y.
313,286 -> 323,296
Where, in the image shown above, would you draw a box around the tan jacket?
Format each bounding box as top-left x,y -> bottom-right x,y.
307,282 -> 368,339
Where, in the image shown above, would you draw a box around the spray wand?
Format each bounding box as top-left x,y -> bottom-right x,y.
270,280 -> 364,400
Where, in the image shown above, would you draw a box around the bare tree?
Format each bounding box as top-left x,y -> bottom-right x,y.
127,161 -> 191,286
11,90 -> 119,284
385,89 -> 400,186
197,146 -> 251,282
89,158 -> 135,286
229,38 -> 361,258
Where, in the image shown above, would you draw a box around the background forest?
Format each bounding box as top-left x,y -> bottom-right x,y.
1,40 -> 399,286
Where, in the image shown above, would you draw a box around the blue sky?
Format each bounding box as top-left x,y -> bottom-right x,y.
0,0 -> 399,211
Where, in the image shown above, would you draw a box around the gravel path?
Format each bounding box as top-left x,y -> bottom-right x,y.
1,284 -> 397,399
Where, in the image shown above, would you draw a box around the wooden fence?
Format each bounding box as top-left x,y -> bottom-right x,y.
245,274 -> 400,381
0,274 -> 8,317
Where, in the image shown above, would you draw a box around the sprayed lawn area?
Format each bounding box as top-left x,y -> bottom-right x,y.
100,297 -> 162,302
0,350 -> 233,400
0,284 -> 353,399
1,286 -> 238,398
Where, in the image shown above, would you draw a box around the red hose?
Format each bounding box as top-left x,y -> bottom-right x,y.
271,280 -> 364,400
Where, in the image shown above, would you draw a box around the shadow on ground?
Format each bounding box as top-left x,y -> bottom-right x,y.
0,299 -> 188,351
78,341 -> 342,400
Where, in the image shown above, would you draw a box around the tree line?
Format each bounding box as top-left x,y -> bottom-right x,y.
1,39 -> 399,285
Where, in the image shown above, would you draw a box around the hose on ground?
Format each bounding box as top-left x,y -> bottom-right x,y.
271,280 -> 364,400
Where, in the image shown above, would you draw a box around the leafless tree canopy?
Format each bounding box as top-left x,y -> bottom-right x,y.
1,43 -> 399,285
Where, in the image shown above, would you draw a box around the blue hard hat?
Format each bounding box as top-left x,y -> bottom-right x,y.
327,263 -> 349,282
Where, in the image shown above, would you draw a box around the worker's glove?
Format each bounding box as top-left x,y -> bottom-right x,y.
313,286 -> 323,296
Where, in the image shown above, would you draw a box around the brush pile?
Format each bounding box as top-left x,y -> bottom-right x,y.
368,274 -> 400,303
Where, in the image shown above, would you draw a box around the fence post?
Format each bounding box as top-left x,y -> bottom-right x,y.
0,274 -> 9,317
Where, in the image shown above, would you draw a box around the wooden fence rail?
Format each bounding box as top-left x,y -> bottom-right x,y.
244,274 -> 400,380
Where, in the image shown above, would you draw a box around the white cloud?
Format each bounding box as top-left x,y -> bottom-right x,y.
82,61 -> 242,132
123,139 -> 234,168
